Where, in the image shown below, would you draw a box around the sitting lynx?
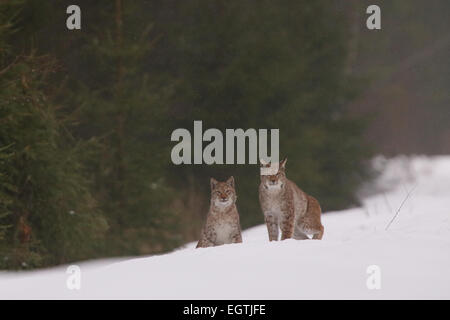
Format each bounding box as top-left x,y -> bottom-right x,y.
196,176 -> 243,248
259,158 -> 324,241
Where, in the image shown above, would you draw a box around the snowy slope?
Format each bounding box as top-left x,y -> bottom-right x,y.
0,156 -> 449,299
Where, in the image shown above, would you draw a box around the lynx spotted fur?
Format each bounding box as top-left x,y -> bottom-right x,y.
196,176 -> 243,248
259,159 -> 324,241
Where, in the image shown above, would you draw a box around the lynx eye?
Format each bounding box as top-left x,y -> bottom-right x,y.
226,190 -> 231,194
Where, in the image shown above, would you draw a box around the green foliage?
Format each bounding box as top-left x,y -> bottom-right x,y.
0,5 -> 107,268
158,0 -> 371,226
0,145 -> 14,241
1,0 -> 374,268
56,0 -> 182,256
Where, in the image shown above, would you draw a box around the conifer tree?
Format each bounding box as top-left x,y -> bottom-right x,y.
61,0 -> 182,256
0,1 -> 107,269
1,0 -> 375,267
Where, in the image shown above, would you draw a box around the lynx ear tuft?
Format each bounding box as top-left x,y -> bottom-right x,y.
210,177 -> 218,190
226,176 -> 235,188
280,158 -> 287,169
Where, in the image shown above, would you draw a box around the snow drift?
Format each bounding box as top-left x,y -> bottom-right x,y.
0,155 -> 449,299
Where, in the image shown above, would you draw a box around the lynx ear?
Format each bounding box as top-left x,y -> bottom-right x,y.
210,178 -> 219,190
280,158 -> 287,169
226,176 -> 235,188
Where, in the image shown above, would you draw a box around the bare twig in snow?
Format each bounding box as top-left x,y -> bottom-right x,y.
385,184 -> 417,231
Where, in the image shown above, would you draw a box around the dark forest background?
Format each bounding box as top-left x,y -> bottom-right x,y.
1,0 -> 449,269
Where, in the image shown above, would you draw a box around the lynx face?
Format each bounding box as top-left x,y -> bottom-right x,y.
260,158 -> 287,191
210,176 -> 236,209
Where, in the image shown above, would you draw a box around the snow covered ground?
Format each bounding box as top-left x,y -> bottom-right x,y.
0,156 -> 449,299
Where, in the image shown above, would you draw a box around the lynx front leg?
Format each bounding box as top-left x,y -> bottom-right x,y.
231,229 -> 243,244
196,229 -> 216,248
280,210 -> 295,240
197,237 -> 215,248
264,214 -> 279,241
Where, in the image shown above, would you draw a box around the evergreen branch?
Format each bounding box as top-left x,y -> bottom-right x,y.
0,55 -> 19,76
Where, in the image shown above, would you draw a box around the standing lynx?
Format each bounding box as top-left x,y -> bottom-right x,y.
259,158 -> 324,241
196,176 -> 243,248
